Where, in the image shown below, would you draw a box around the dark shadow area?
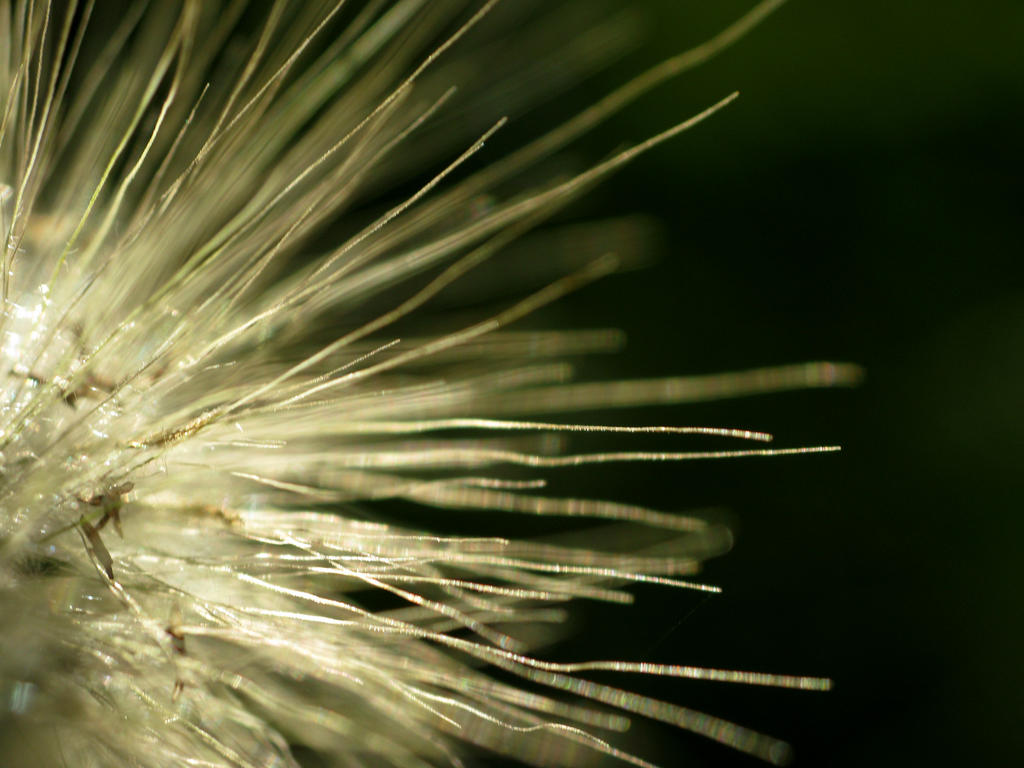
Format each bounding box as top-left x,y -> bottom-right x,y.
489,1 -> 1021,765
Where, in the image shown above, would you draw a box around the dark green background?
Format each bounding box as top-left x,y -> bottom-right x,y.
500,1 -> 1022,766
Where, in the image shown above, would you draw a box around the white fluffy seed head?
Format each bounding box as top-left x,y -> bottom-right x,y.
0,2 -> 855,766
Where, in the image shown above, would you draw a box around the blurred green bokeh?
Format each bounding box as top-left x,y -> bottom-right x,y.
534,1 -> 1022,766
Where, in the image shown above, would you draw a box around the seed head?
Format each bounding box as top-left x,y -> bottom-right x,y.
0,2 -> 856,766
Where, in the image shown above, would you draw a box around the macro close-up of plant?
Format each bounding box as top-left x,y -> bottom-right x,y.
5,0 -> 1017,766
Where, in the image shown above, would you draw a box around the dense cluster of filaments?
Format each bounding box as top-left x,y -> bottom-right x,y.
0,1 -> 852,766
